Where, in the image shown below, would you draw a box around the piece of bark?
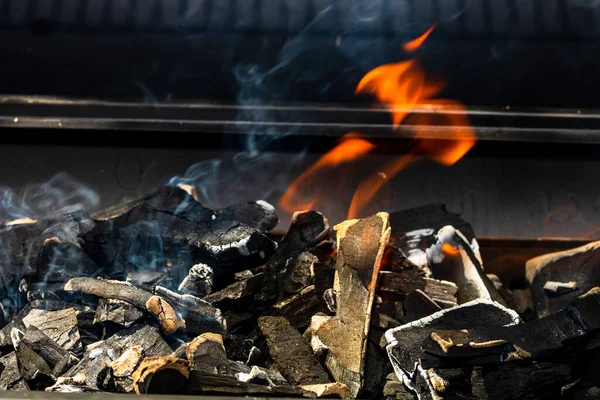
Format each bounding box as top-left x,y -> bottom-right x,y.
132,356 -> 190,395
20,307 -> 81,353
314,212 -> 391,398
178,263 -> 214,297
186,333 -> 230,375
215,200 -> 279,233
0,352 -> 28,390
273,285 -> 328,330
378,271 -> 458,308
64,277 -> 185,335
93,298 -> 145,328
283,252 -> 318,294
426,226 -> 506,305
258,316 -> 330,386
36,241 -> 101,283
384,299 -> 521,398
301,382 -> 348,398
470,362 -> 571,400
185,371 -> 310,397
389,204 -> 476,272
526,241 -> 600,317
63,325 -> 172,389
81,186 -> 277,288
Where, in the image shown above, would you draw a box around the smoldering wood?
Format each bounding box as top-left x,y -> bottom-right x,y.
283,252 -> 318,295
63,325 -> 172,390
526,240 -> 600,318
16,326 -> 78,376
273,285 -> 328,330
470,362 -> 571,400
64,277 -> 185,335
401,290 -> 443,323
378,271 -> 458,308
132,356 -> 190,395
185,371 -> 311,397
388,204 -> 476,272
426,226 -> 506,305
258,316 -> 330,386
81,187 -> 277,289
178,263 -> 213,298
36,241 -> 101,283
93,298 -> 145,328
314,213 -> 391,398
186,333 -> 230,375
0,352 -> 28,390
11,328 -> 53,386
215,200 -> 279,233
20,306 -> 81,353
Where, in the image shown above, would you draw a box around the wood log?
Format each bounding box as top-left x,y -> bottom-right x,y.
377,271 -> 458,308
81,186 -> 277,288
273,285 -> 328,330
64,277 -> 185,335
15,326 -> 78,376
63,325 -> 172,389
186,333 -> 230,375
178,263 -> 213,297
20,306 -> 81,353
0,352 -> 28,390
132,356 -> 190,395
258,316 -> 330,386
93,298 -> 145,328
526,240 -> 600,317
426,226 -> 506,305
388,204 -> 476,273
313,213 -> 391,398
185,371 -> 311,397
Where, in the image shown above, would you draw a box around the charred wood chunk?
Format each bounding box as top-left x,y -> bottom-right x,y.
64,277 -> 185,335
187,333 -> 230,375
178,263 -> 214,297
470,362 -> 571,400
313,213 -> 391,398
14,326 -> 78,376
0,352 -> 28,390
274,285 -> 328,330
401,290 -> 443,323
526,241 -> 600,317
36,241 -> 101,283
20,306 -> 81,353
203,272 -> 279,313
426,226 -> 505,305
283,252 -> 318,295
80,186 -> 277,287
383,373 -> 416,400
64,325 -> 172,390
216,200 -> 279,233
94,298 -> 145,329
101,345 -> 145,392
185,371 -> 309,397
385,299 -> 521,398
378,271 -> 458,308
258,316 -> 330,386
389,204 -> 475,272
363,340 -> 393,399
132,356 -> 190,395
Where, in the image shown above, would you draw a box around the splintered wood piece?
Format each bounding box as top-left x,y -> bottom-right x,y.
21,307 -> 81,353
81,187 -> 277,288
132,356 -> 190,395
186,333 -> 230,375
216,200 -> 279,233
274,285 -> 327,330
105,346 -> 145,393
94,298 -> 145,328
64,278 -> 185,335
63,325 -> 172,390
526,240 -> 600,317
185,371 -> 309,397
301,382 -> 348,398
314,212 -> 391,398
378,271 -> 458,308
389,204 -> 476,272
283,252 -> 318,294
0,352 -> 28,390
258,316 -> 330,385
426,226 -> 505,305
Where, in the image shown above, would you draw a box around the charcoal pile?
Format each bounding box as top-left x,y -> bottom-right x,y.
2,187 -> 600,399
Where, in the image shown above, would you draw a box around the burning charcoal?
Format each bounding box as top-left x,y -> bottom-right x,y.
470,362 -> 571,400
63,325 -> 172,390
273,285 -> 328,330
0,352 -> 28,390
258,316 -> 330,385
94,298 -> 145,329
186,333 -> 230,375
385,299 -> 521,398
400,290 -> 443,323
36,240 -> 101,283
283,252 -> 318,294
20,306 -> 81,353
526,241 -> 600,317
14,326 -> 78,376
132,356 -> 190,394
311,213 -> 391,397
215,200 -> 279,233
178,263 -> 214,297
378,271 -> 458,309
64,277 -> 185,335
383,373 -> 416,400
267,210 -> 330,272
153,285 -> 226,335
426,226 -> 506,305
389,204 -> 476,272
126,270 -> 166,291
81,186 -> 277,289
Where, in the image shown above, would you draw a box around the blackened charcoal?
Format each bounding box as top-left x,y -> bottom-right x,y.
179,263 -> 214,297
274,285 -> 329,330
36,241 -> 101,283
377,271 -> 458,309
81,187 -> 277,288
216,200 -> 279,233
19,305 -> 81,353
14,326 -> 78,376
363,340 -> 393,399
185,371 -> 309,397
187,333 -> 230,375
126,270 -> 167,291
383,373 -> 416,400
0,352 -> 28,390
94,298 -> 145,329
203,272 -> 279,314
401,290 -> 443,323
283,252 -> 317,295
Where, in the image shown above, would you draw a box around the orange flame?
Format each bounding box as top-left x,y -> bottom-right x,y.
402,24 -> 437,53
279,24 -> 476,220
442,243 -> 461,256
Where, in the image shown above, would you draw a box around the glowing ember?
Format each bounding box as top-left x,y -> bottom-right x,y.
402,24 -> 437,53
442,243 -> 460,256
